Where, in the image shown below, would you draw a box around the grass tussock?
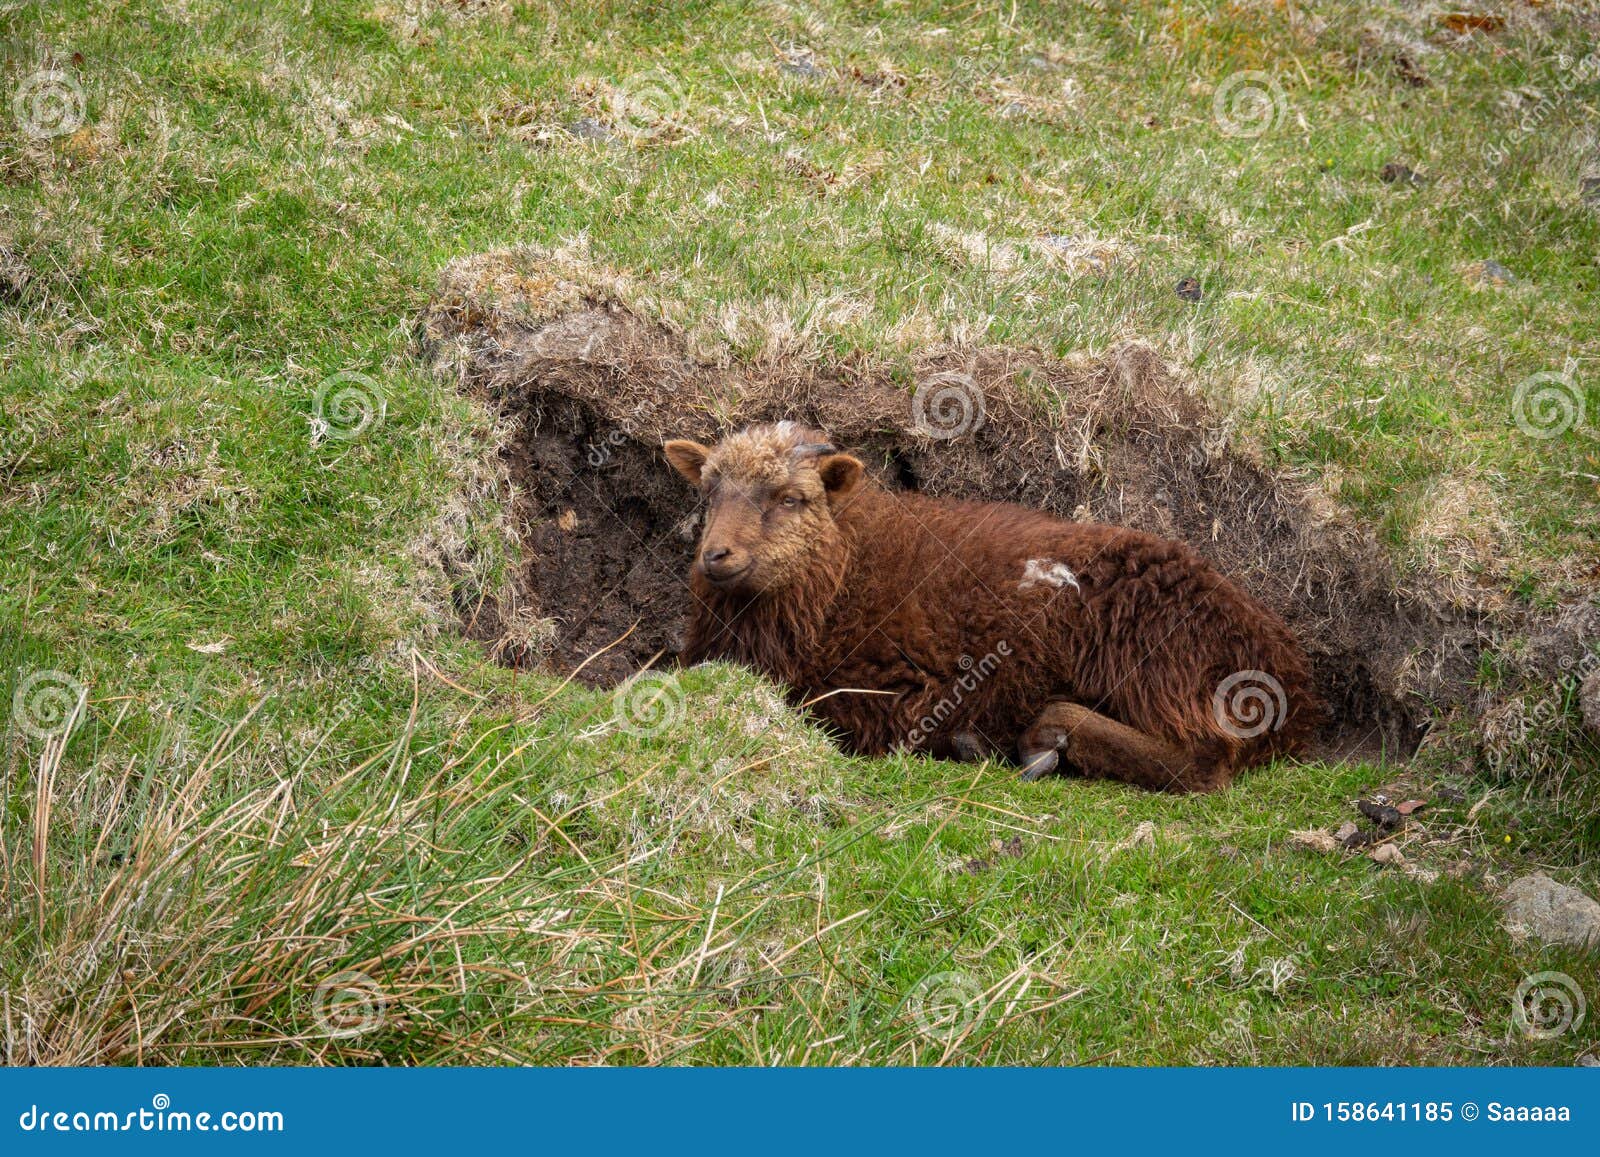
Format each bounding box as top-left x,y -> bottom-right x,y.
5,655 -> 1596,1065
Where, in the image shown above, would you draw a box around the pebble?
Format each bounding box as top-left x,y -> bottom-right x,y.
780,51 -> 826,78
566,117 -> 610,140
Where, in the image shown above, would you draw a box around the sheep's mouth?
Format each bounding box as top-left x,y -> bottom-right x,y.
700,563 -> 754,589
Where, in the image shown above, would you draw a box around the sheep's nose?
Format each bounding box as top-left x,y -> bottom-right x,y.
700,546 -> 750,582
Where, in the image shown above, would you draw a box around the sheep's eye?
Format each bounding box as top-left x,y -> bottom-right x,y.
780,495 -> 801,509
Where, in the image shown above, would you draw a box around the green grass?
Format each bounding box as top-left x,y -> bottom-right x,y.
2,0 -> 1597,1065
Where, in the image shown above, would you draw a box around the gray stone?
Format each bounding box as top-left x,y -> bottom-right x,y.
1370,842 -> 1404,866
780,51 -> 825,78
1502,872 -> 1600,949
566,117 -> 610,140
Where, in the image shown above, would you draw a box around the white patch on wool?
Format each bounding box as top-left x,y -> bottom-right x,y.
1018,558 -> 1080,592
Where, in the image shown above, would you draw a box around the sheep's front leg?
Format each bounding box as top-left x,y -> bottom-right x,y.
1018,701 -> 1230,793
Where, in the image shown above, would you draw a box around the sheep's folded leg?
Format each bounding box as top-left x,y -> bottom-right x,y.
1018,700 -> 1228,793
948,731 -> 988,763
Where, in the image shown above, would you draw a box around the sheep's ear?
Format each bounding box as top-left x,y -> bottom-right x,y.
663,440 -> 710,486
817,453 -> 864,501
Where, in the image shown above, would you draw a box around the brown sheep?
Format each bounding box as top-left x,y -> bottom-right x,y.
663,422 -> 1320,792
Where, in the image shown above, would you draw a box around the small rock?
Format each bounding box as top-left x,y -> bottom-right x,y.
1394,799 -> 1427,816
1334,822 -> 1360,842
1578,1053 -> 1599,1068
1358,799 -> 1402,829
780,50 -> 826,78
1464,258 -> 1516,287
1503,872 -> 1600,949
1380,161 -> 1420,185
1580,668 -> 1600,735
566,117 -> 610,140
1175,277 -> 1202,303
1582,175 -> 1600,208
1291,829 -> 1339,854
1480,258 -> 1515,283
1370,843 -> 1405,866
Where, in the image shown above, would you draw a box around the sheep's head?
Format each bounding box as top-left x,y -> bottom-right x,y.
663,422 -> 864,595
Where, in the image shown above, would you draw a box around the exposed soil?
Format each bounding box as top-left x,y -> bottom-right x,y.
420,260 -> 1529,761
489,389 -> 700,686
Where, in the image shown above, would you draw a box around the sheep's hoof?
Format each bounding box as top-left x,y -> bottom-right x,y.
949,731 -> 986,762
1018,749 -> 1058,781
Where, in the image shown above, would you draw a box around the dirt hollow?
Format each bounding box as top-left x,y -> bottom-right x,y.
423,274 -> 1505,763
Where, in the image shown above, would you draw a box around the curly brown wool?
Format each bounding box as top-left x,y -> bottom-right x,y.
663,423 -> 1320,793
